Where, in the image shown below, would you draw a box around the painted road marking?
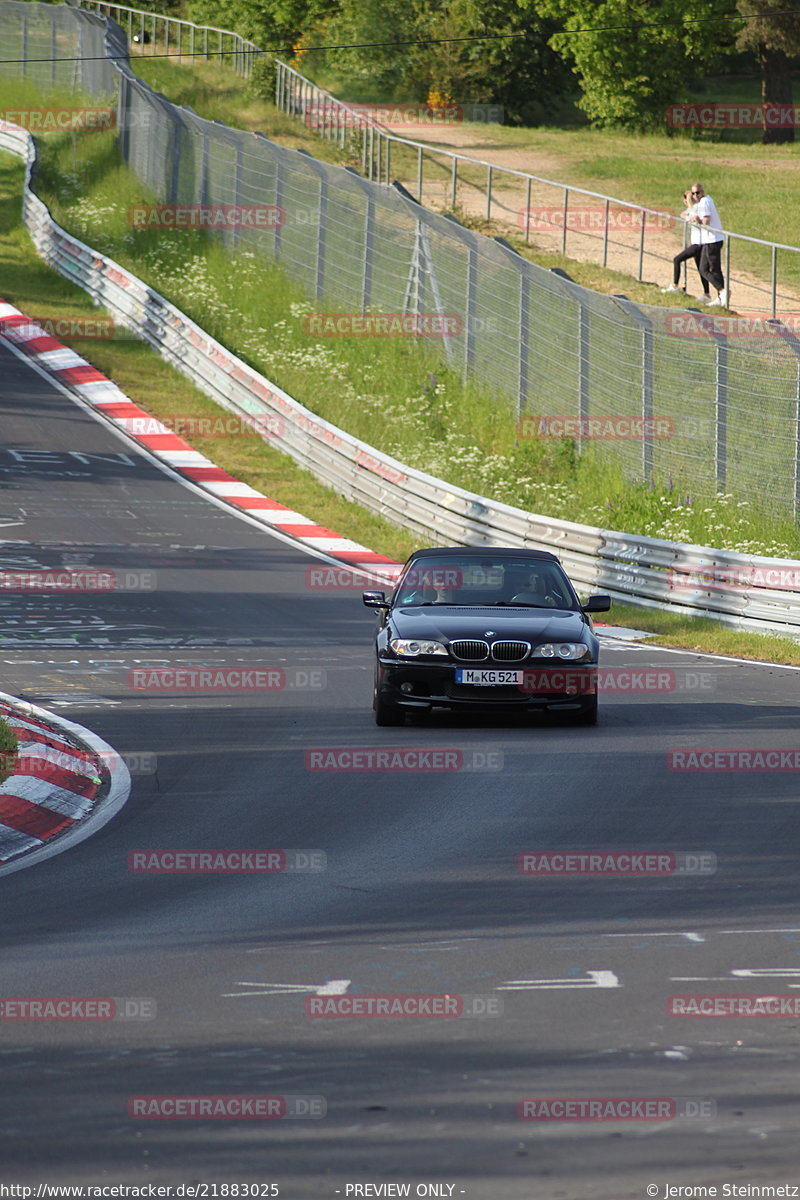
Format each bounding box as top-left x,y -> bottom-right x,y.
497,970 -> 620,991
222,978 -> 351,998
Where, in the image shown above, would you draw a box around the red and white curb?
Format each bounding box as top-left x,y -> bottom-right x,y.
0,693 -> 130,873
0,299 -> 402,586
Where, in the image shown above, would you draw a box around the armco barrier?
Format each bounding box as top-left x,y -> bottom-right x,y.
1,121 -> 800,638
7,1 -> 800,524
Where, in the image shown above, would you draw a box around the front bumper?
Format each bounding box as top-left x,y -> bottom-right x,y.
377,657 -> 598,712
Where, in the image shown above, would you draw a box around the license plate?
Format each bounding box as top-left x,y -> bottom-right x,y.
456,669 -> 523,686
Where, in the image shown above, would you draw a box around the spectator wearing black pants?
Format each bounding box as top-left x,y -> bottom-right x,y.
663,190 -> 709,299
691,183 -> 728,307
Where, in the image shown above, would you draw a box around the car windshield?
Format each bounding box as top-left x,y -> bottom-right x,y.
393,557 -> 579,610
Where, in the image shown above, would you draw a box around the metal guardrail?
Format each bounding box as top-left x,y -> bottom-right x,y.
78,0 -> 260,77
4,0 -> 794,525
75,0 -> 800,315
271,59 -> 800,317
2,120 -> 799,638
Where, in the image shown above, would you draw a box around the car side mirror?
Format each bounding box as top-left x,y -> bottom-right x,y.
363,590 -> 389,609
583,594 -> 611,614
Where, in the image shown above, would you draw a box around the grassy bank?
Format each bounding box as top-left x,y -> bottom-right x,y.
0,717 -> 18,784
7,73 -> 792,558
1,78 -> 799,664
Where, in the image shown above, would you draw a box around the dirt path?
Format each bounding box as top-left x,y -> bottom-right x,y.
378,119 -> 797,316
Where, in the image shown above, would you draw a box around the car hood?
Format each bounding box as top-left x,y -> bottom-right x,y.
390,606 -> 590,642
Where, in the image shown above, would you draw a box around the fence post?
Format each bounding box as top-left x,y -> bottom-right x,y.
561,188 -> 568,255
549,268 -> 590,454
725,235 -> 731,302
451,157 -> 457,209
796,351 -> 800,521
764,318 -> 800,520
345,166 -> 374,311
715,331 -> 728,489
274,151 -> 284,261
296,149 -> 327,300
772,245 -> 777,318
494,236 -> 529,418
610,297 -> 655,480
231,138 -> 243,250
525,177 -> 531,243
486,165 -> 492,222
602,198 -> 609,268
637,209 -> 646,282
417,145 -> 423,202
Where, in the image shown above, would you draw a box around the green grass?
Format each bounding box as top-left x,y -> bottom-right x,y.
120,54 -> 790,316
304,66 -> 800,304
0,717 -> 18,784
2,104 -> 800,661
3,62 -> 800,559
611,602 -> 800,664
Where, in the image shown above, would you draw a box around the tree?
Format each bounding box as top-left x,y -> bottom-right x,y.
186,0 -> 336,52
536,0 -> 736,130
736,0 -> 800,144
322,0 -> 571,123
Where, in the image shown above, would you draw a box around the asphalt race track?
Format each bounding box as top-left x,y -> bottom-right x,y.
2,338 -> 800,1198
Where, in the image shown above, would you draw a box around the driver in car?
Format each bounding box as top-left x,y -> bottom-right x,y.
508,570 -> 557,606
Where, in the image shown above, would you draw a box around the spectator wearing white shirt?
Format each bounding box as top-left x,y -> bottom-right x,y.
661,189 -> 709,300
690,183 -> 728,306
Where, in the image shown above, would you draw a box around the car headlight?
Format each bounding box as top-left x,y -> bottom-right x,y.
389,639 -> 448,657
531,642 -> 590,661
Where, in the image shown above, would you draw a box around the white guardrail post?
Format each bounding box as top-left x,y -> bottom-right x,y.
2,120 -> 800,638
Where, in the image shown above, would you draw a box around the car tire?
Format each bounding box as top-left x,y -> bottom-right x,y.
374,696 -> 404,726
570,697 -> 598,725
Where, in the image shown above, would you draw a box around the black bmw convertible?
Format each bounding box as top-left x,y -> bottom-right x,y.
363,547 -> 611,726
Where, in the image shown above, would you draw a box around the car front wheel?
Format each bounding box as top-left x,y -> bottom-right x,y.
374,695 -> 404,726
570,696 -> 598,725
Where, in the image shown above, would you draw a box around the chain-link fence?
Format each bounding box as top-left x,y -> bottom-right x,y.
2,1 -> 800,523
